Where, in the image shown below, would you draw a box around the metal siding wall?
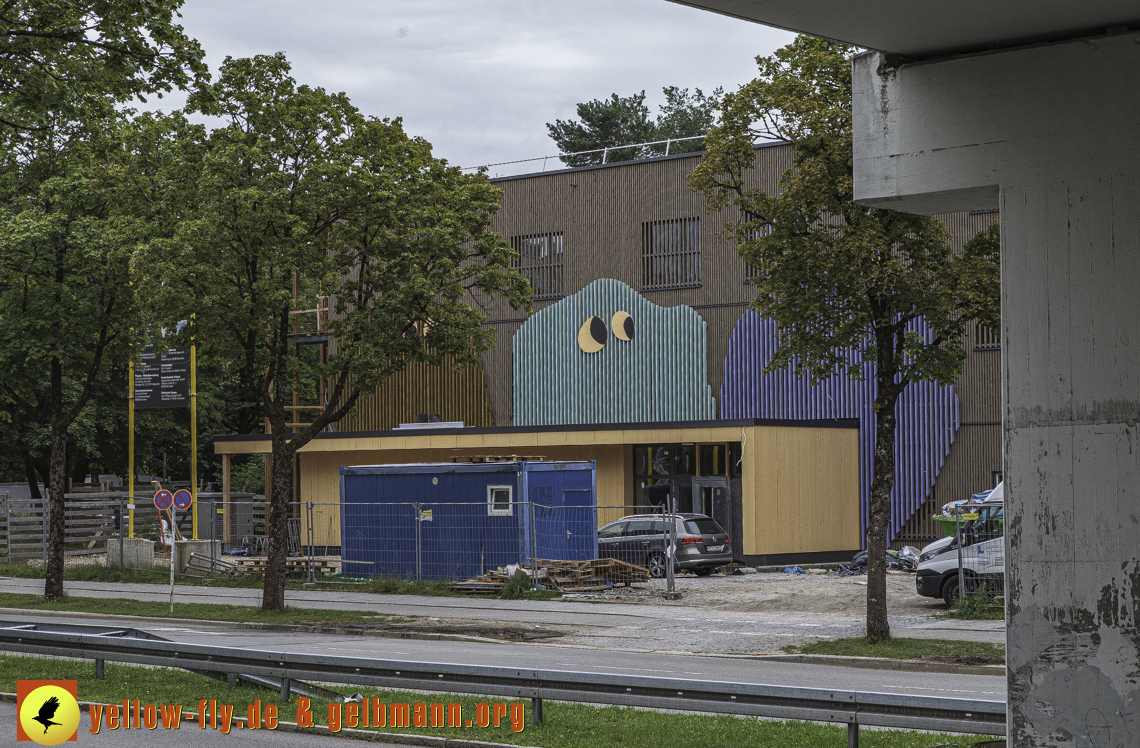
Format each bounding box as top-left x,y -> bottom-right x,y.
513,279 -> 716,426
721,312 -> 960,545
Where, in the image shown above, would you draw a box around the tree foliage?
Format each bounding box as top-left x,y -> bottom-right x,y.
689,36 -> 1000,643
547,86 -> 722,167
0,1 -> 204,132
0,104 -> 139,598
125,54 -> 531,609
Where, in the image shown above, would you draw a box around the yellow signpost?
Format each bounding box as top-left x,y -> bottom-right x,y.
128,361 -> 135,538
190,329 -> 198,540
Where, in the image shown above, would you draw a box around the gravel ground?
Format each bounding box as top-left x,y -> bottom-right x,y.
553,569 -> 963,654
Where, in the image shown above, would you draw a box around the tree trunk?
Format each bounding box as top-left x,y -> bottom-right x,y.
22,449 -> 42,499
261,433 -> 295,610
866,383 -> 900,644
43,423 -> 68,600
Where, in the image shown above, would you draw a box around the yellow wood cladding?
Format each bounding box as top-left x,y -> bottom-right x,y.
233,422 -> 863,551
740,426 -> 860,555
336,356 -> 493,432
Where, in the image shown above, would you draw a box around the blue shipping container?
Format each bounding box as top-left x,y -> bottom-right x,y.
340,461 -> 597,580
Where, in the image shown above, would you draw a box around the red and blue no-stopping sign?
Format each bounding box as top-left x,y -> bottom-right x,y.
172,489 -> 193,511
154,490 -> 173,510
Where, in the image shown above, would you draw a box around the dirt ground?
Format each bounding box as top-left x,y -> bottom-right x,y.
592,569 -> 948,617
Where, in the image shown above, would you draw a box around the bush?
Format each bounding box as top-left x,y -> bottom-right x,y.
500,570 -> 531,599
953,590 -> 1003,619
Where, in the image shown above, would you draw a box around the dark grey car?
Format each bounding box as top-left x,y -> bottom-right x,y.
597,513 -> 731,578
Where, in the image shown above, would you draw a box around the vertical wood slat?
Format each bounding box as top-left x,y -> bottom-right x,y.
338,355 -> 494,432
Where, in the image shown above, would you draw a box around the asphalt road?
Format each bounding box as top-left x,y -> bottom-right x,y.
2,701 -> 420,747
1,610 -> 1005,701
0,576 -> 1007,655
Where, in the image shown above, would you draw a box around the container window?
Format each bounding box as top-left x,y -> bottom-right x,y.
487,485 -> 513,516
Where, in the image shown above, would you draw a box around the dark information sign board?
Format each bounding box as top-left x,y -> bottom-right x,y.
134,345 -> 190,409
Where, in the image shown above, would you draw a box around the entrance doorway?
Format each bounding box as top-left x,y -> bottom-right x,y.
691,476 -> 730,533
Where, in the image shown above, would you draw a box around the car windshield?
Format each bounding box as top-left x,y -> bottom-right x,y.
684,518 -> 722,535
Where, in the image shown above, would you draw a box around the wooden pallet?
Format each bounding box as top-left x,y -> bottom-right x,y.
225,556 -> 341,576
452,557 -> 650,594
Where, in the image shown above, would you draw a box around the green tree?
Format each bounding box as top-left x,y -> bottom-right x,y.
547,86 -> 721,167
0,1 -> 204,132
689,37 -> 1000,643
126,54 -> 531,610
0,105 -> 140,599
0,1 -> 202,600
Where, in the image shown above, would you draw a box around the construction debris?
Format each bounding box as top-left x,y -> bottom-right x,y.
451,558 -> 650,594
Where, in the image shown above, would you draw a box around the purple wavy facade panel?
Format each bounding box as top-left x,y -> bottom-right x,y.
720,312 -> 960,545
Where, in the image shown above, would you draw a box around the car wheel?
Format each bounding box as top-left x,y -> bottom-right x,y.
647,552 -> 668,579
942,575 -> 961,607
693,567 -> 714,577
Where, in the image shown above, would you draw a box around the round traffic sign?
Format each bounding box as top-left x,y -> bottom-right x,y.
172,489 -> 193,511
154,490 -> 173,510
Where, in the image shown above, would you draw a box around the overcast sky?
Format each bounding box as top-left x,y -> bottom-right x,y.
162,1 -> 793,176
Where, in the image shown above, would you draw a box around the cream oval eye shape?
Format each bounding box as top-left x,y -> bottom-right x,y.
612,311 -> 634,341
577,316 -> 607,353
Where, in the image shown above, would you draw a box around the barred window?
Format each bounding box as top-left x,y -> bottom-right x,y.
511,232 -> 564,299
975,324 -> 1001,350
642,218 -> 701,290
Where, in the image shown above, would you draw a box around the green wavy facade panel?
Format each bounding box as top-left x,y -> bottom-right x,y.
513,278 -> 715,426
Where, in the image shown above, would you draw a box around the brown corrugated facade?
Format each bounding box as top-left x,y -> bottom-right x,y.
475,145 -> 1001,547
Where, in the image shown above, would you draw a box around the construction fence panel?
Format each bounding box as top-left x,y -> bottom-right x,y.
954,503 -> 1005,600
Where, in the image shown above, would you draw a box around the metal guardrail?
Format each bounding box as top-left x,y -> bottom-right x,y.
0,621 -> 1005,743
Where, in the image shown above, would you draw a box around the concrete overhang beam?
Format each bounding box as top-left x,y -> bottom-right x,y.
668,0 -> 1140,59
851,31 -> 1140,213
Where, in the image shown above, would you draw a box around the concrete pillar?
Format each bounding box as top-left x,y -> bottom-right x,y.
852,33 -> 1140,745
1002,177 -> 1140,744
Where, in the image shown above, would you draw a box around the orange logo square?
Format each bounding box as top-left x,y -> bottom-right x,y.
17,680 -> 79,744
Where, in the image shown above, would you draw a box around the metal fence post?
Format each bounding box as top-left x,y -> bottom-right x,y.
210,499 -> 216,574
3,491 -> 9,563
41,494 -> 47,569
119,495 -> 125,570
847,719 -> 859,748
666,495 -> 676,596
414,502 -> 422,582
306,502 -> 315,583
956,511 -> 964,603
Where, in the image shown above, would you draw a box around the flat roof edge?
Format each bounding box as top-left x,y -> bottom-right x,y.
213,417 -> 860,443
488,141 -> 787,183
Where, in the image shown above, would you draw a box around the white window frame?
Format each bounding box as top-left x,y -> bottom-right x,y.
487,484 -> 513,516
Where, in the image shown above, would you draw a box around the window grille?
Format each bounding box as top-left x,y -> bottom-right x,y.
510,232 -> 564,299
642,218 -> 701,290
975,324 -> 1001,350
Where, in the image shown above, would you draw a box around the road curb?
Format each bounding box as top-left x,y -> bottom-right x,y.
0,606 -> 521,645
0,693 -> 540,748
754,653 -> 1005,676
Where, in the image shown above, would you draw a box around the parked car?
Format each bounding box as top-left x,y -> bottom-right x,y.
597,513 -> 731,578
915,500 -> 1005,605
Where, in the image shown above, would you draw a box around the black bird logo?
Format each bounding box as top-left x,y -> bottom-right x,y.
32,695 -> 62,734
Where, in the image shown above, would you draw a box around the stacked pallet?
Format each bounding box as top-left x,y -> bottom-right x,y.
222,555 -> 342,576
451,558 -> 650,594
537,558 -> 649,591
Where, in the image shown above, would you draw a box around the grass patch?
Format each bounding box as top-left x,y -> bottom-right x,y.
0,562 -> 464,596
0,591 -> 415,626
0,653 -> 1000,747
785,637 -> 1004,662
949,591 -> 1005,620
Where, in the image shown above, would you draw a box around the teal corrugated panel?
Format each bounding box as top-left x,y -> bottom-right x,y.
512,279 -> 715,426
